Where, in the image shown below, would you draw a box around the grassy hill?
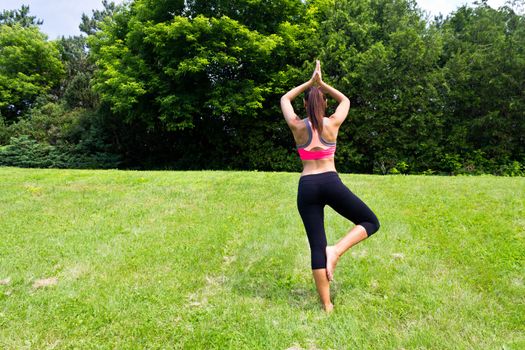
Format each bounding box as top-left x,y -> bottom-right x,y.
0,167 -> 523,349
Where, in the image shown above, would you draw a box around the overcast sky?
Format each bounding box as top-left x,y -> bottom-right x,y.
1,0 -> 509,39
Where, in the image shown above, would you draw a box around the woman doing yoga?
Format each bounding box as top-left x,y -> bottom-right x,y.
280,61 -> 380,312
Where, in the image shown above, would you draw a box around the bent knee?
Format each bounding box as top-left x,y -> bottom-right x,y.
361,217 -> 380,236
372,219 -> 380,235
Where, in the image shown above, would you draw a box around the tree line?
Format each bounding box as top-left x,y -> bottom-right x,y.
0,0 -> 524,175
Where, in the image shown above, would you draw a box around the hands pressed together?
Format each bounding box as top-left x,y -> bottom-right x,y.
309,60 -> 323,86
280,59 -> 350,130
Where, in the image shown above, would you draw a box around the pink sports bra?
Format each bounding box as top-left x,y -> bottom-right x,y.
296,119 -> 336,160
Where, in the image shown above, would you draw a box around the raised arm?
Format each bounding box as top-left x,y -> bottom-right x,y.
318,79 -> 350,127
280,81 -> 312,129
280,61 -> 321,129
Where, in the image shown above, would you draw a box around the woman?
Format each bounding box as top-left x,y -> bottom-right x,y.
280,60 -> 380,312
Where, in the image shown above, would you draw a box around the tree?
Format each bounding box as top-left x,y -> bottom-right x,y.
79,0 -> 122,35
308,0 -> 446,173
87,0 -> 311,169
0,24 -> 64,122
82,0 -> 524,173
440,2 -> 525,170
56,36 -> 98,108
0,5 -> 43,27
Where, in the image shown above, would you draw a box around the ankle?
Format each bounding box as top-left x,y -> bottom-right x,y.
332,245 -> 342,258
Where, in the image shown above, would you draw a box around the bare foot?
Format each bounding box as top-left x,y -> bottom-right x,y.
323,303 -> 334,313
325,245 -> 339,281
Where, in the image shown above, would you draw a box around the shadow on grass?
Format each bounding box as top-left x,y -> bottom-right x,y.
227,255 -> 346,311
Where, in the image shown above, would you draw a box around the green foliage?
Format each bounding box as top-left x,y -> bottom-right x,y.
56,36 -> 99,109
0,114 -> 9,144
86,0 -> 311,170
184,0 -> 306,34
0,24 -> 64,121
89,9 -> 286,129
440,153 -> 463,174
63,72 -> 99,109
7,102 -> 73,144
389,161 -> 409,175
0,102 -> 121,169
79,0 -> 121,35
0,135 -> 57,167
499,160 -> 524,176
311,0 -> 448,173
80,0 -> 525,174
440,3 -> 525,166
1,0 -> 523,174
0,5 -> 43,27
0,134 -> 121,169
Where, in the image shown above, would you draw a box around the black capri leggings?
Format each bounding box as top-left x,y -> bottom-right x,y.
297,171 -> 380,269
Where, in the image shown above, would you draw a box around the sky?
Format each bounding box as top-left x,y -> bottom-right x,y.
1,0 -> 126,39
1,0 -> 510,39
417,0 -> 507,19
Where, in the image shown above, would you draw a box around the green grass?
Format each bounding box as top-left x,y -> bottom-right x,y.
0,166 -> 523,349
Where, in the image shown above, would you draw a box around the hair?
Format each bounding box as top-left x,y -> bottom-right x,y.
304,86 -> 326,133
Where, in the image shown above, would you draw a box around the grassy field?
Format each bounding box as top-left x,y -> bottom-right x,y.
0,166 -> 523,349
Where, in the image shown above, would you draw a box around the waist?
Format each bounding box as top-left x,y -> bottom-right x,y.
300,158 -> 337,177
299,170 -> 339,183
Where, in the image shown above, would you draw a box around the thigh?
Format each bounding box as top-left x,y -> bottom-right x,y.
297,182 -> 327,248
297,201 -> 327,248
324,178 -> 378,227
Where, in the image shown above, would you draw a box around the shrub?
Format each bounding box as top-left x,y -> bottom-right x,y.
440,153 -> 462,174
0,100 -> 122,169
499,160 -> 524,177
0,135 -> 121,169
0,115 -> 9,145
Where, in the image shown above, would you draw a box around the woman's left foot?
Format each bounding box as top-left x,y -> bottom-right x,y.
325,246 -> 339,281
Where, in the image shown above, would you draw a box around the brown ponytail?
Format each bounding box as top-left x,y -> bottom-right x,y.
304,86 -> 326,133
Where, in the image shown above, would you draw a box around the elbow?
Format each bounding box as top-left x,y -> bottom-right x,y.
280,94 -> 291,107
337,96 -> 350,109
344,96 -> 351,108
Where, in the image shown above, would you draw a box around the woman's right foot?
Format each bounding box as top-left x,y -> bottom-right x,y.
325,246 -> 339,281
324,303 -> 334,313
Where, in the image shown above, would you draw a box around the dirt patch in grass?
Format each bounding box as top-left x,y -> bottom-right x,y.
33,277 -> 58,288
